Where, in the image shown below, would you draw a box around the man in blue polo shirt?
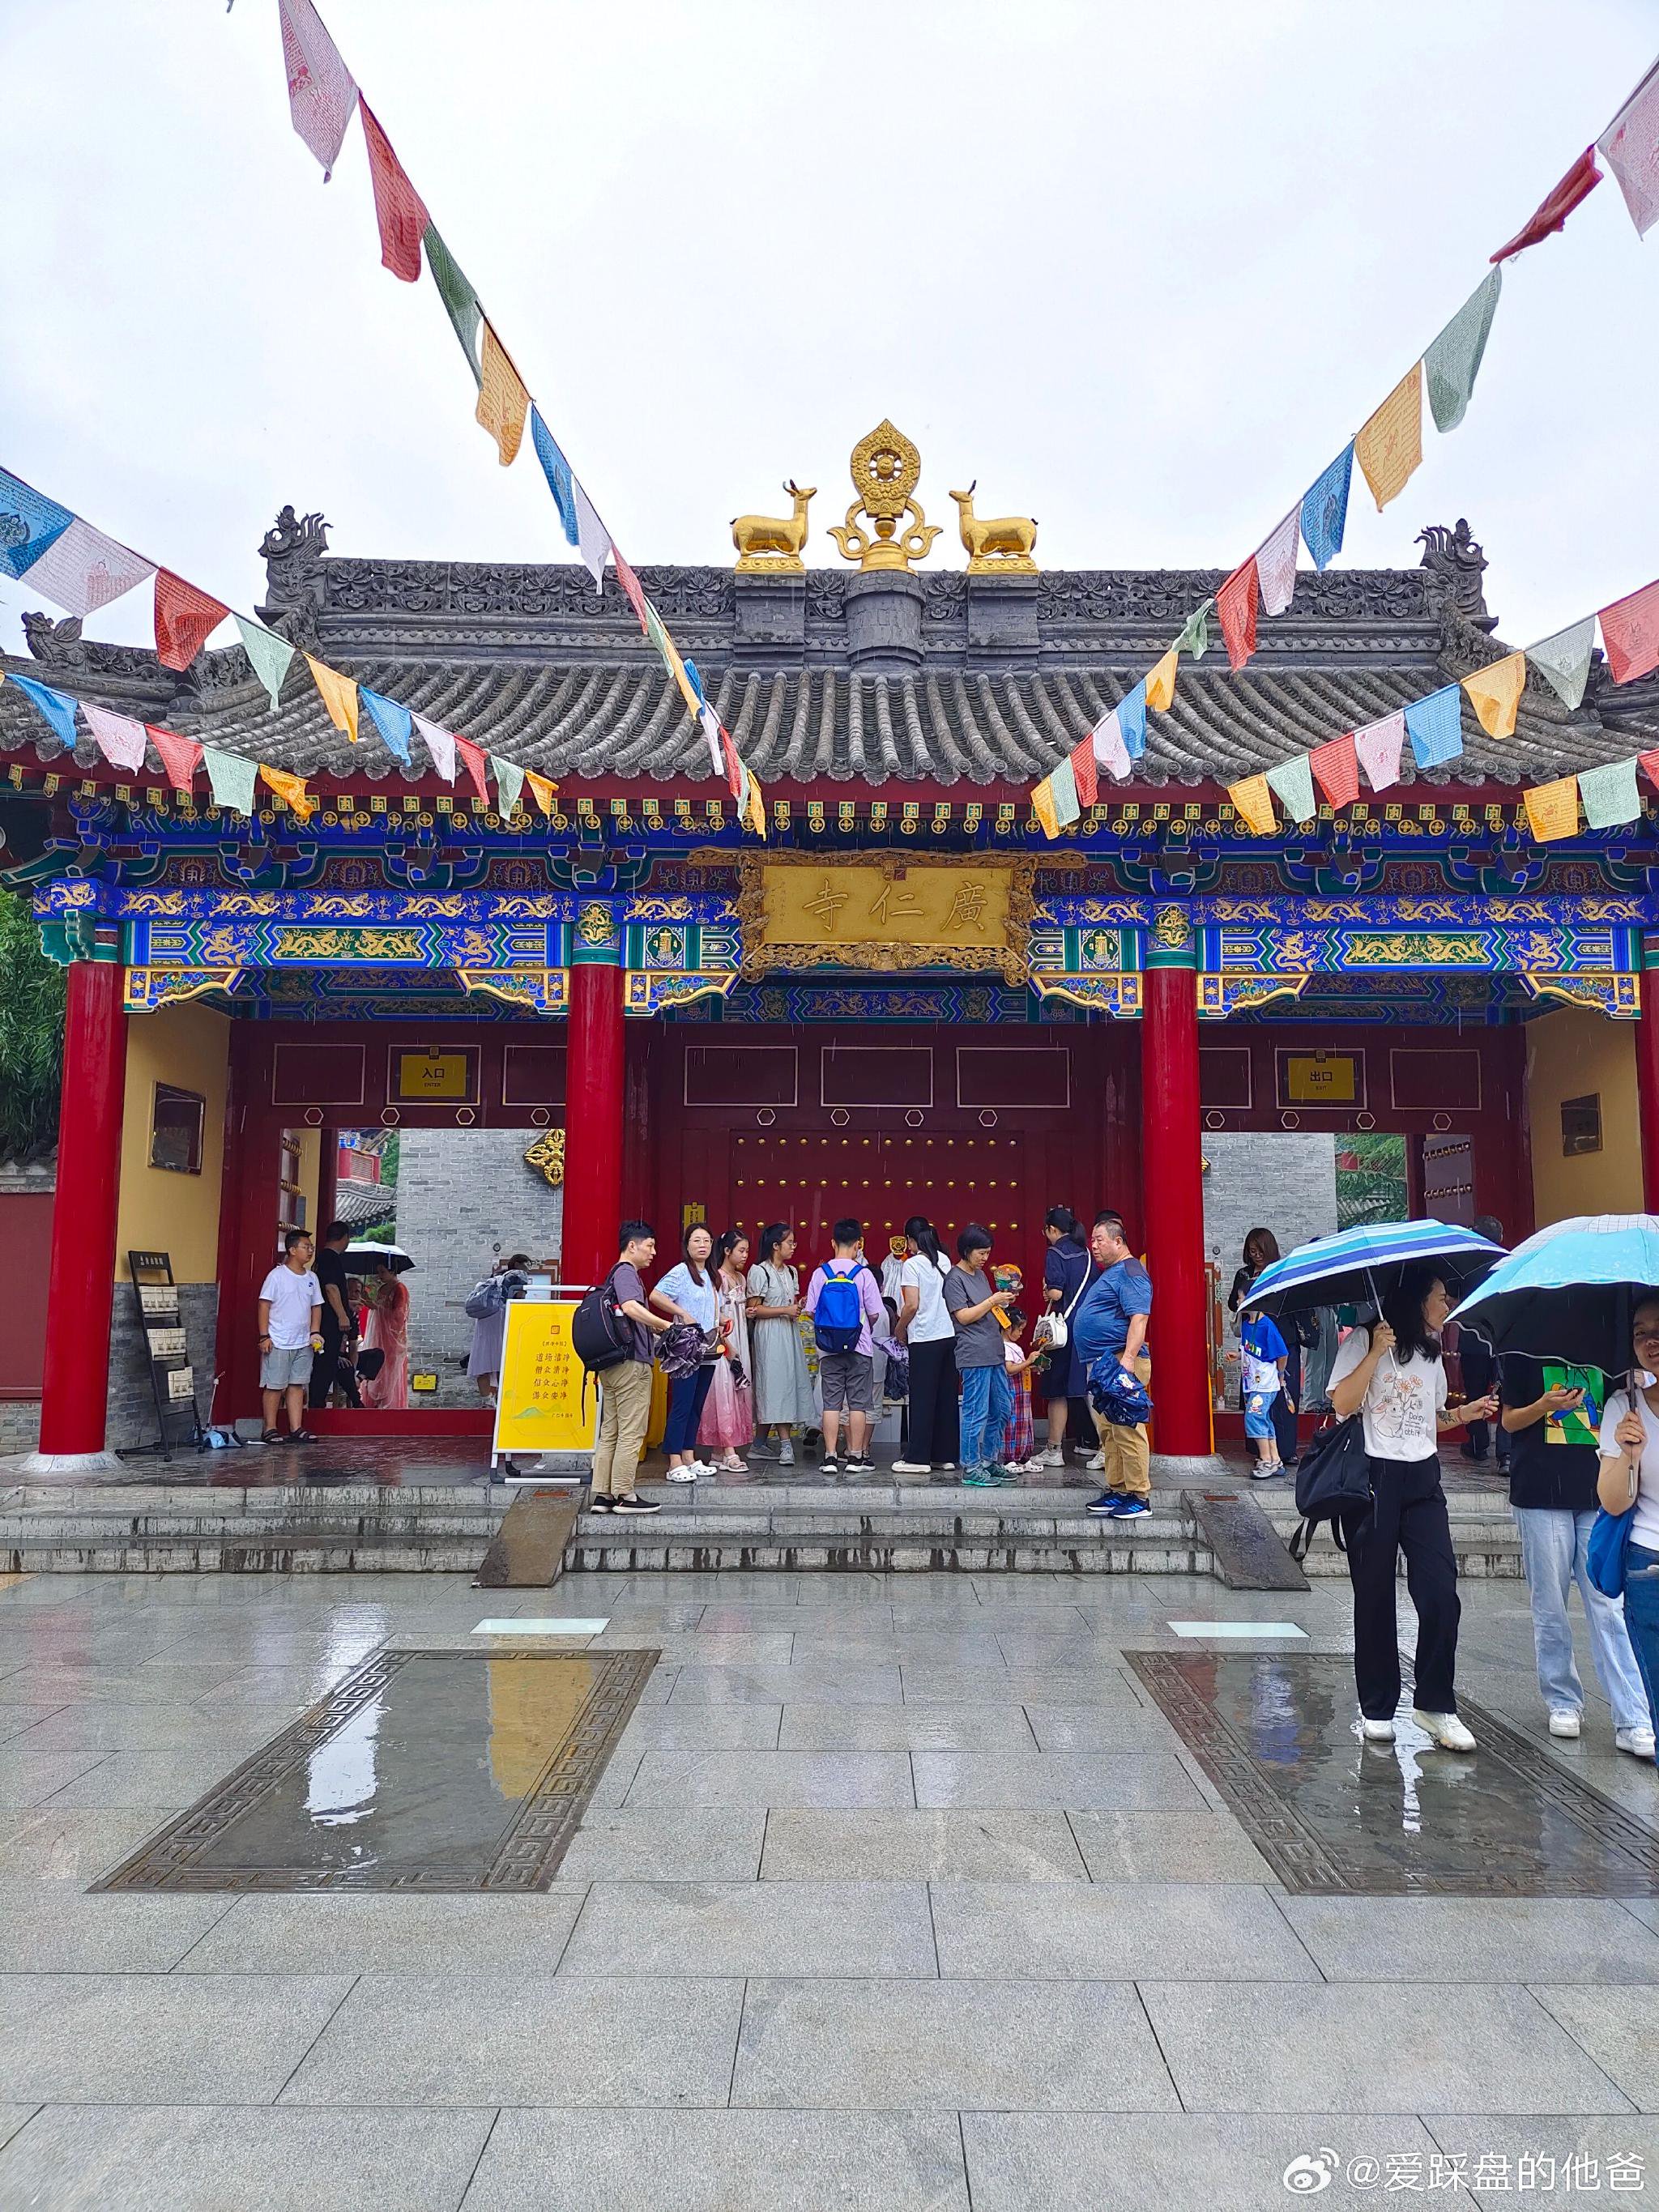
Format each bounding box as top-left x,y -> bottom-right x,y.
1072,1211 -> 1153,1518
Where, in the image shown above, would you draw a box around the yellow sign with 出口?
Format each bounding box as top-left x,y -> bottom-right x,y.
493,1301 -> 595,1455
1283,1054 -> 1360,1105
394,1051 -> 473,1102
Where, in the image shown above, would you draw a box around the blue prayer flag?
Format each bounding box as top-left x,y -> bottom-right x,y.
1118,680 -> 1148,761
6,671 -> 81,749
682,657 -> 708,711
1299,445 -> 1353,573
1405,684 -> 1464,769
530,408 -> 580,548
0,469 -> 74,580
360,688 -> 414,765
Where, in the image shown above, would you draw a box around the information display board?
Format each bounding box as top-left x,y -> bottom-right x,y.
490,1298 -> 595,1461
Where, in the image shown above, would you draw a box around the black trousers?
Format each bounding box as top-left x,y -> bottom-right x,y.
1338,1452 -> 1461,1720
1273,1339 -> 1303,1465
906,1337 -> 959,1466
308,1319 -> 360,1409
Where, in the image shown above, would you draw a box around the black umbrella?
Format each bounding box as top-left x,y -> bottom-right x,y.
344,1241 -> 415,1274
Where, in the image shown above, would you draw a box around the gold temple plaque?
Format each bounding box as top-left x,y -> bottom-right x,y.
736,856 -> 1035,986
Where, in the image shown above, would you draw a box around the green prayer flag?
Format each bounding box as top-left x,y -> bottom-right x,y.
1529,616 -> 1597,712
423,223 -> 482,384
234,616 -> 295,714
201,744 -> 258,816
1265,752 -> 1318,825
1051,753 -> 1080,826
1579,756 -> 1641,829
1424,267 -> 1503,434
1175,604 -> 1209,659
491,753 -> 525,820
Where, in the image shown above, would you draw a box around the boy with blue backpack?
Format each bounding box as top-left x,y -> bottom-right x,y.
804,1217 -> 887,1477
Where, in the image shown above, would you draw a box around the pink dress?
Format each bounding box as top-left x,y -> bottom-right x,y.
360,1276 -> 410,1409
699,1273 -> 755,1451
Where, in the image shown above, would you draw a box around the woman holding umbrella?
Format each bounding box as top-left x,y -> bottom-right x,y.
1597,1298 -> 1659,1755
1248,1220 -> 1506,1751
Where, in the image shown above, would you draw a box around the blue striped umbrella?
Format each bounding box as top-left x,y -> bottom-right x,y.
1448,1214 -> 1659,1370
1243,1219 -> 1507,1320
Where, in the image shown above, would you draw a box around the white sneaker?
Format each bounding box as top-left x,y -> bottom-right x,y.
778,1440 -> 795,1465
1248,1461 -> 1282,1481
1086,1451 -> 1105,1472
665,1466 -> 698,1484
936,1461 -> 957,1473
1041,1447 -> 1065,1468
1414,1709 -> 1477,1753
1360,1717 -> 1397,1742
1549,1709 -> 1582,1739
1615,1726 -> 1657,1760
891,1460 -> 932,1476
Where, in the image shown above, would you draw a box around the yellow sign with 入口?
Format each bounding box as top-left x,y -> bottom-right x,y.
493,1300 -> 595,1455
1283,1054 -> 1360,1105
394,1051 -> 474,1102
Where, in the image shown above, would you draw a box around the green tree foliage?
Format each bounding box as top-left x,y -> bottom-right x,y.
1334,1132 -> 1408,1229
0,889 -> 64,1164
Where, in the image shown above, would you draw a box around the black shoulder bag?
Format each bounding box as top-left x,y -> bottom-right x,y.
1287,1413 -> 1374,1562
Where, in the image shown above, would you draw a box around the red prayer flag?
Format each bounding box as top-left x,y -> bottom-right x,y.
1310,731 -> 1361,809
454,734 -> 490,801
1600,578 -> 1659,684
1216,559 -> 1260,673
1068,734 -> 1098,809
360,101 -> 428,283
145,725 -> 204,791
720,729 -> 744,800
154,571 -> 228,671
1490,147 -> 1602,262
1640,749 -> 1659,795
612,548 -> 648,633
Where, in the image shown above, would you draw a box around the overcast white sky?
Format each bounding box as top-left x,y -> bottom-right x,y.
2,1 -> 1656,656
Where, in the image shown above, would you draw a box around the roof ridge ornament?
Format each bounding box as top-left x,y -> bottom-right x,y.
731,479 -> 816,573
949,479 -> 1039,576
828,420 -> 940,572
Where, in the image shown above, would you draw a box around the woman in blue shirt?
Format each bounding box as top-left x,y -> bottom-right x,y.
1039,1207 -> 1094,1468
650,1225 -> 719,1482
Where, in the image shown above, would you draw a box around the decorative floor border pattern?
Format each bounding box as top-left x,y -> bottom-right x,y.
92,1644 -> 658,1894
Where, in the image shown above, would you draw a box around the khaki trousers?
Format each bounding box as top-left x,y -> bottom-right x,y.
592,1359 -> 654,1496
1091,1353 -> 1152,1499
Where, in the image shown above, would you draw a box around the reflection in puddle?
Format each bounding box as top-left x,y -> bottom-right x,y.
95,1647 -> 658,1894
1131,1650 -> 1659,1895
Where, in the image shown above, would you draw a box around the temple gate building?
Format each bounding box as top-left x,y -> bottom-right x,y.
4,424 -> 1658,1464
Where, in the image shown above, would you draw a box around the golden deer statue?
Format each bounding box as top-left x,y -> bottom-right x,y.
731,480 -> 816,573
949,481 -> 1038,575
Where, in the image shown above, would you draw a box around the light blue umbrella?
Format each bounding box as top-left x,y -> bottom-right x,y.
1448,1214 -> 1659,1370
1243,1219 -> 1506,1321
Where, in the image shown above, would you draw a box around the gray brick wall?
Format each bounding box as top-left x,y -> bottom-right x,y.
104,1283 -> 221,1452
392,1129 -> 565,1405
1204,1132 -> 1337,1311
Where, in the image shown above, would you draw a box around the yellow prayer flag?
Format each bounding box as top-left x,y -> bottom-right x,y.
742,767 -> 767,839
1227,772 -> 1277,835
305,655 -> 359,743
1523,775 -> 1580,843
476,322 -> 530,467
524,770 -> 559,818
1354,363 -> 1423,512
258,765 -> 317,821
1031,778 -> 1060,841
1461,650 -> 1526,739
1145,648 -> 1179,714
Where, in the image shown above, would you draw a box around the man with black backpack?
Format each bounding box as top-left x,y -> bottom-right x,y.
804,1217 -> 886,1477
585,1221 -> 672,1515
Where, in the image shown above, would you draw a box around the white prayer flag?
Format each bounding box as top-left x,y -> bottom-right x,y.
1255,510 -> 1299,619
23,519 -> 153,616
413,715 -> 457,782
1354,710 -> 1405,792
80,702 -> 148,772
572,479 -> 611,590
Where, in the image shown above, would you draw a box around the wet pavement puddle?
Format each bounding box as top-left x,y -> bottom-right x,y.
1131,1649 -> 1659,1896
92,1645 -> 656,1894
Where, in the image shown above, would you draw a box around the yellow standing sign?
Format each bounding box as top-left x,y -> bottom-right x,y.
492,1298 -> 595,1459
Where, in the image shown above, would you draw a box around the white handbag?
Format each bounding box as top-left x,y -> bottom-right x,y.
1043,1259 -> 1093,1350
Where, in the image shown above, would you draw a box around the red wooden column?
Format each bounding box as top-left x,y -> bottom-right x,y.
1141,907 -> 1212,1456
561,901 -> 625,1290
1637,936 -> 1659,1212
39,957 -> 129,1456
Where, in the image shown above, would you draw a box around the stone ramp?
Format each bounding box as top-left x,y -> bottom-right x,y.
1181,1489 -> 1311,1592
0,1478 -> 1525,1579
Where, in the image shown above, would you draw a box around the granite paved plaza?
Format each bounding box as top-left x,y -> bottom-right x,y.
0,1567 -> 1656,2209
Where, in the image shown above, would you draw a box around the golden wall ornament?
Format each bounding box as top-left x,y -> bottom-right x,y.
522,1128 -> 566,1188
731,480 -> 816,572
731,851 -> 1037,987
828,420 -> 941,572
949,480 -> 1038,574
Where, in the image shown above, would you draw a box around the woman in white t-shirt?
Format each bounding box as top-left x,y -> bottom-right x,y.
892,1216 -> 958,1477
1596,1296 -> 1659,1758
1326,1266 -> 1498,1752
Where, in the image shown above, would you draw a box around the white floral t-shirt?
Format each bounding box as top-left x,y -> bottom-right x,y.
1328,1327 -> 1447,1462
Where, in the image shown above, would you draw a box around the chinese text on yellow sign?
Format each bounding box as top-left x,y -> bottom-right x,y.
493,1301 -> 595,1455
